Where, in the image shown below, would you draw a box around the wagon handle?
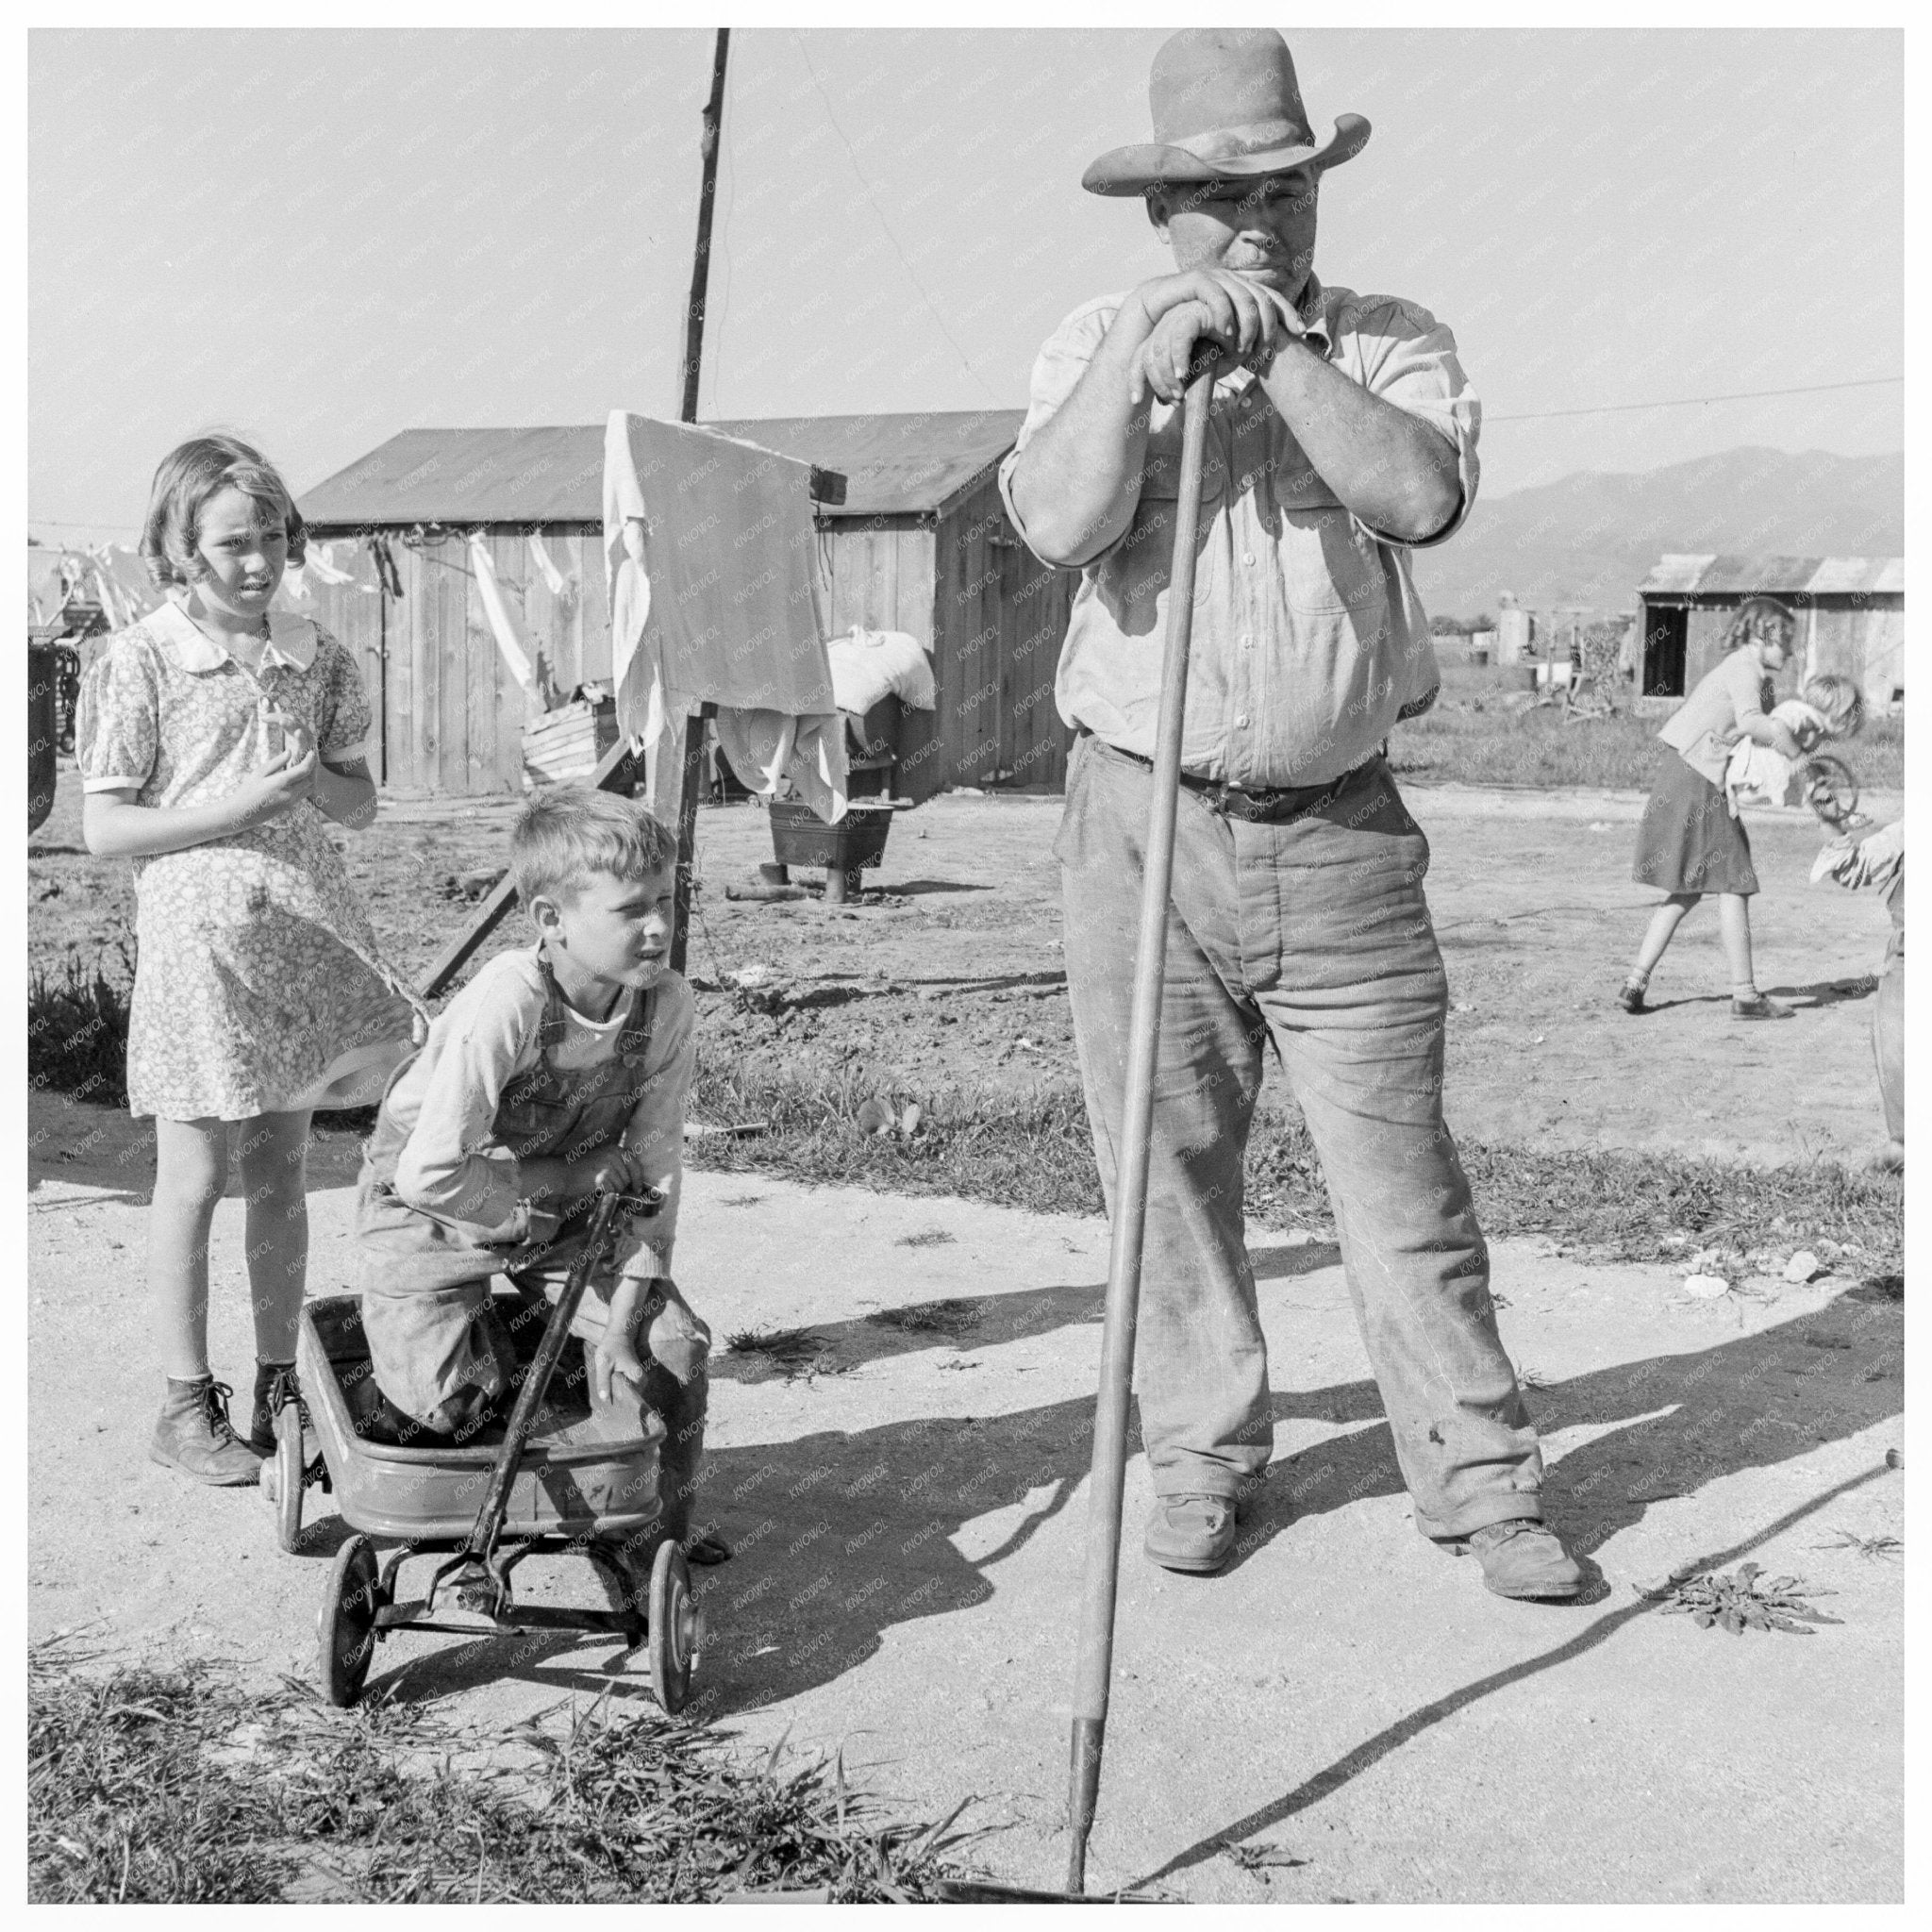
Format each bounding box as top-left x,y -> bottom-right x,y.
459,1191 -> 631,1583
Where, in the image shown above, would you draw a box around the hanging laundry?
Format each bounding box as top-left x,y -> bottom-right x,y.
527,532 -> 570,598
825,625 -> 937,717
603,411 -> 847,821
467,534 -> 535,694
304,541 -> 357,585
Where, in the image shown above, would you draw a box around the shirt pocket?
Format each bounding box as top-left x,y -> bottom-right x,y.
1276,510 -> 1391,619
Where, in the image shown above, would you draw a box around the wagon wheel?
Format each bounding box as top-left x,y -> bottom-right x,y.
319,1534 -> 383,1707
272,1400 -> 306,1552
647,1541 -> 701,1714
1801,753 -> 1860,830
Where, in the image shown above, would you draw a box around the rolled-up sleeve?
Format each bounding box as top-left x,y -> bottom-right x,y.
611,978 -> 695,1280
1350,296 -> 1481,550
997,296 -> 1118,561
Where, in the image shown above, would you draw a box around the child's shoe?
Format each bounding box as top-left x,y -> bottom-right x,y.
1614,981 -> 1648,1015
1731,993 -> 1794,1021
150,1376 -> 264,1486
248,1360 -> 314,1459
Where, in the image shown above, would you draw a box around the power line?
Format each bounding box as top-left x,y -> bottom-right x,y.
1488,375 -> 1903,424
791,32 -> 998,405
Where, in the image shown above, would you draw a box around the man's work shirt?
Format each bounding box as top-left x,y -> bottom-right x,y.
998,275 -> 1480,789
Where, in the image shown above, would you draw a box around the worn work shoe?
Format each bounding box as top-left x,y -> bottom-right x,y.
150,1377 -> 265,1486
1732,993 -> 1794,1021
1614,981 -> 1648,1015
1144,1494 -> 1239,1575
248,1360 -> 316,1459
1457,1519 -> 1584,1600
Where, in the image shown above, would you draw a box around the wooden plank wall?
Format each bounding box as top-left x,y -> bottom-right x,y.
820,514 -> 944,800
303,525 -> 607,794
304,491 -> 1078,800
931,472 -> 1076,794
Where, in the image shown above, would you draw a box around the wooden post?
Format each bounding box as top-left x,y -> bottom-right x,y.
666,27 -> 730,975
680,30 -> 730,426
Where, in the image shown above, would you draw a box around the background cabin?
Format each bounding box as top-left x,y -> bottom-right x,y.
1636,555 -> 1904,715
297,412 -> 1078,800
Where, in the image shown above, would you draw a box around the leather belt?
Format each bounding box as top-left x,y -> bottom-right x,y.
1078,728 -> 1375,823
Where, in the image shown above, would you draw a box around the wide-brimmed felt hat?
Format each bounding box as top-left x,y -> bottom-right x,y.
1083,27 -> 1369,196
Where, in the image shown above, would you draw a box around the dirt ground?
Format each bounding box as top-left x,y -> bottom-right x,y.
31,760 -> 1906,1163
26,1097 -> 1905,1903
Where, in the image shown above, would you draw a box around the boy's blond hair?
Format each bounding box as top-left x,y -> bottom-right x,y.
1803,673 -> 1864,740
510,788 -> 676,907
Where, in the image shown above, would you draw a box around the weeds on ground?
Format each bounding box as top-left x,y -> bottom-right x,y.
864,1298 -> 981,1336
1640,1562 -> 1840,1635
723,1325 -> 845,1378
1810,1528 -> 1903,1561
28,1644 -> 968,1904
893,1228 -> 958,1249
687,1061 -> 1902,1272
27,951 -> 133,1108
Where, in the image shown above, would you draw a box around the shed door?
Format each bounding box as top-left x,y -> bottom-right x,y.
1641,606 -> 1688,697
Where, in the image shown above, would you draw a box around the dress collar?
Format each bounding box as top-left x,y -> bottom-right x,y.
150,597 -> 316,674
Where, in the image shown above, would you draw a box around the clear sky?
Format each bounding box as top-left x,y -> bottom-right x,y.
28,25 -> 1902,541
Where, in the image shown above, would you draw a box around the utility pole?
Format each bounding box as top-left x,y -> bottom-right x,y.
668,27 -> 729,973
679,29 -> 730,427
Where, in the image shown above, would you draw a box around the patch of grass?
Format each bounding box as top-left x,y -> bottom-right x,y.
27,951 -> 132,1109
688,1059 -> 1102,1219
1391,677 -> 1905,793
864,1298 -> 981,1336
723,1324 -> 845,1378
690,1060 -> 1900,1274
28,1645 -> 968,1904
893,1228 -> 958,1249
1639,1561 -> 1840,1635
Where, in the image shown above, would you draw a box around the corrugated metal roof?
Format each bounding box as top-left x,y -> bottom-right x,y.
1640,554 -> 1905,597
301,412 -> 1024,529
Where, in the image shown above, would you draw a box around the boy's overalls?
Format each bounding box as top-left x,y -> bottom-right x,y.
357,957 -> 708,1541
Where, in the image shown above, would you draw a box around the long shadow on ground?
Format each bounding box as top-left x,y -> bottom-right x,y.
363,1285 -> 1900,1725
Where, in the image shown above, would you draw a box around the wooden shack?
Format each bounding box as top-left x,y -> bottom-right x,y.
297,412 -> 1077,799
1637,555 -> 1904,712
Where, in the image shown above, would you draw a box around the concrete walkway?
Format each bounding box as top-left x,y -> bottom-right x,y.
27,1096 -> 1904,1903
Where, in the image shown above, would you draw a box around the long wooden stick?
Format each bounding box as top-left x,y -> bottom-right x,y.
669,28 -> 730,972
1065,365 -> 1215,1895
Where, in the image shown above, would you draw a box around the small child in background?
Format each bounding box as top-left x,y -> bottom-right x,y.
1724,672 -> 1864,815
355,788 -> 728,1580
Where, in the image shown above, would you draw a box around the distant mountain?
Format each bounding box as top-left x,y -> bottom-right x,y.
1408,447 -> 1904,621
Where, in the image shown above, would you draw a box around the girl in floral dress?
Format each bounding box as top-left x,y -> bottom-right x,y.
78,436 -> 423,1485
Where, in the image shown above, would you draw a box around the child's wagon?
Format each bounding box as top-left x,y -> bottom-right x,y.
262,1193 -> 700,1711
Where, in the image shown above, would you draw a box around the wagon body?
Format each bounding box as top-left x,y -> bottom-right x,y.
296,1293 -> 666,1544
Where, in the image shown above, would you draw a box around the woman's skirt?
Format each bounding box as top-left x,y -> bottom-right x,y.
1631,750 -> 1758,896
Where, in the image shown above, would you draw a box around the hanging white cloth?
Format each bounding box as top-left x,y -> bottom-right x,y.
467,534 -> 535,694
527,533 -> 569,597
603,411 -> 846,821
825,625 -> 937,716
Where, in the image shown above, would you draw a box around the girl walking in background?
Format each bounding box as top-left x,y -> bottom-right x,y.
1618,596 -> 1806,1020
77,435 -> 422,1485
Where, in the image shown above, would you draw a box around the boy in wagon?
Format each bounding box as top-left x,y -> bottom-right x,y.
355,789 -> 727,1575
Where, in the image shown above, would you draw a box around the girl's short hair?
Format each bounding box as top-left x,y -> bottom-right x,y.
140,434 -> 308,589
1726,595 -> 1795,653
1803,673 -> 1865,739
511,789 -> 676,908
